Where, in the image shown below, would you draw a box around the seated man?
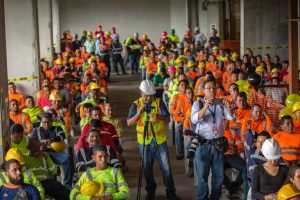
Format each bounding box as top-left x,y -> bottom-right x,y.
10,124 -> 28,154
1,148 -> 45,199
0,159 -> 40,200
8,82 -> 26,109
30,112 -> 73,188
273,115 -> 300,166
22,96 -> 44,128
70,145 -> 129,200
9,100 -> 33,135
76,128 -> 121,172
24,137 -> 70,200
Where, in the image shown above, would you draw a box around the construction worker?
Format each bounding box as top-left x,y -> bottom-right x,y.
30,112 -> 74,188
0,159 -> 41,200
25,137 -> 70,200
139,46 -> 150,80
52,77 -> 71,107
111,35 -> 127,75
292,102 -> 300,133
8,82 -> 26,109
103,103 -> 124,138
127,80 -> 177,199
273,115 -> 300,165
9,100 -> 33,135
225,83 -> 239,110
169,80 -> 190,159
240,104 -> 275,140
70,145 -> 130,200
98,35 -> 112,81
193,27 -> 207,48
168,29 -> 180,44
22,96 -> 44,128
94,25 -> 104,38
277,183 -> 300,200
1,148 -> 45,199
10,124 -> 28,154
128,32 -> 142,74
76,128 -> 121,172
84,31 -> 95,54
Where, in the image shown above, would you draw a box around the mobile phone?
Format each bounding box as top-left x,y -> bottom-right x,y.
212,98 -> 223,105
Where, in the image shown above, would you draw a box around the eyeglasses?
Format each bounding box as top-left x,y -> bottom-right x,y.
204,87 -> 216,90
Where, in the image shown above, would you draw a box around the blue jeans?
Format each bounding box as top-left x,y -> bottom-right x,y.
195,144 -> 224,200
130,54 -> 140,73
47,150 -> 74,188
137,141 -> 176,196
175,122 -> 184,155
142,68 -> 146,80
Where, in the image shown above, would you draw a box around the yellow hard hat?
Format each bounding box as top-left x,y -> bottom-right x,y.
232,52 -> 239,58
176,57 -> 183,64
80,181 -> 104,197
160,46 -> 166,51
277,183 -> 300,200
69,57 -> 75,63
198,61 -> 206,68
5,148 -> 25,165
65,52 -> 70,57
271,68 -> 279,73
105,31 -> 111,36
255,66 -> 265,73
184,47 -> 190,53
293,102 -> 300,113
188,61 -> 195,68
50,141 -> 66,152
75,49 -> 80,53
90,82 -> 100,90
56,59 -> 63,65
49,92 -> 62,101
143,46 -> 150,51
142,34 -> 148,40
212,46 -> 219,50
87,31 -> 93,36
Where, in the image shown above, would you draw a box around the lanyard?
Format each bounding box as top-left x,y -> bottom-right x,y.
208,105 -> 217,124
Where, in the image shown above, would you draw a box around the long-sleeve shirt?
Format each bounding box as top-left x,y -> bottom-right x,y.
0,183 -> 41,200
76,146 -> 121,172
191,99 -> 234,139
31,126 -> 65,146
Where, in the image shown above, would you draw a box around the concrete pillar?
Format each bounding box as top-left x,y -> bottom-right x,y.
52,0 -> 61,53
0,0 -> 9,163
38,0 -> 53,65
240,0 -> 288,59
5,0 -> 40,97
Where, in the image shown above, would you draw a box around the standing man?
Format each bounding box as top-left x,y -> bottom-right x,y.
111,35 -> 127,75
191,79 -> 234,200
127,80 -> 177,200
193,27 -> 207,49
128,33 -> 142,74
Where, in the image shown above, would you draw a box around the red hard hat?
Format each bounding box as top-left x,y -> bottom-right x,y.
97,24 -> 102,29
162,31 -> 167,37
185,31 -> 191,37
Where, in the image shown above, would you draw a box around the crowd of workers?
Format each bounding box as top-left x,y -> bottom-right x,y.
1,23 -> 300,200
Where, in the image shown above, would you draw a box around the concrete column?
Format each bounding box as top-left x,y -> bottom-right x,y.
5,0 -> 40,97
0,0 -> 9,163
52,0 -> 60,53
38,0 -> 53,64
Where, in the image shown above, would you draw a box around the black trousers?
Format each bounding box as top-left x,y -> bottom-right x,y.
41,179 -> 70,200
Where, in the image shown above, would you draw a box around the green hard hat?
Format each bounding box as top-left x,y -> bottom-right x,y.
170,29 -> 175,34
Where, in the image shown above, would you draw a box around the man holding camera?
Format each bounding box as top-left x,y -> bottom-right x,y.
127,80 -> 177,200
191,79 -> 234,200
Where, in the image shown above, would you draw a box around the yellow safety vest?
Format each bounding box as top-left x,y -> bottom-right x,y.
135,98 -> 166,145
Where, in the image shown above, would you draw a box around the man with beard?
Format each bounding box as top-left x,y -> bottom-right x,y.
0,159 -> 40,200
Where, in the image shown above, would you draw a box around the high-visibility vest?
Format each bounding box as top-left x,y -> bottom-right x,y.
135,97 -> 166,145
273,131 -> 300,161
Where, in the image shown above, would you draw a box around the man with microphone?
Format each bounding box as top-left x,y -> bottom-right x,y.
127,80 -> 177,200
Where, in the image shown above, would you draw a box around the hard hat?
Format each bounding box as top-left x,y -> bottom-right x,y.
50,140 -> 66,152
139,80 -> 156,95
177,43 -> 184,49
198,62 -> 206,68
271,68 -> 279,73
277,183 -> 300,200
212,46 -> 219,50
185,31 -> 191,37
293,102 -> 300,113
176,57 -> 183,64
97,25 -> 102,29
90,82 -> 100,90
56,59 -> 63,65
87,31 -> 93,36
261,138 -> 281,160
43,106 -> 51,112
188,61 -> 195,68
255,66 -> 265,73
96,33 -> 101,38
188,56 -> 195,62
69,57 -> 75,63
194,27 -> 200,31
105,31 -> 111,36
80,181 -> 104,196
143,46 -> 150,51
142,34 -> 148,40
5,148 -> 25,165
232,52 -> 239,58
170,29 -> 175,34
184,47 -> 190,53
65,52 -> 70,57
160,46 -> 166,51
49,92 -> 62,101
133,32 -> 139,37
162,31 -> 167,37
75,49 -> 80,53
168,66 -> 176,73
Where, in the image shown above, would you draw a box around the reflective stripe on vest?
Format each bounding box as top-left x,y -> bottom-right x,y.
21,113 -> 25,127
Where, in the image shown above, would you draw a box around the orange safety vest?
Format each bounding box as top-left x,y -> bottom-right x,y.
224,129 -> 244,154
169,93 -> 190,122
273,131 -> 300,161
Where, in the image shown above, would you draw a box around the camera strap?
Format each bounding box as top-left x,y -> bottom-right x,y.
208,105 -> 217,124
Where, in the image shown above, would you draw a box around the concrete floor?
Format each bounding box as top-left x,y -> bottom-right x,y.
107,74 -> 243,200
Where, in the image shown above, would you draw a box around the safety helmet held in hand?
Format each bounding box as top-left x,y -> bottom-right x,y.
80,181 -> 104,196
49,92 -> 62,101
50,141 -> 66,152
277,183 -> 300,200
5,148 -> 25,165
261,138 -> 281,160
139,80 -> 156,95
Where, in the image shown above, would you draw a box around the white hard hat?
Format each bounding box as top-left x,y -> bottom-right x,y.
194,27 -> 200,31
139,80 -> 156,95
261,138 -> 281,160
43,106 -> 51,112
96,33 -> 101,38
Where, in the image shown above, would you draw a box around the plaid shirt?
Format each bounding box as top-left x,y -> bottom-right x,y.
265,85 -> 287,104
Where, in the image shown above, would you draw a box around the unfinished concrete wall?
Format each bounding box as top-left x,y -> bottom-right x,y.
5,0 -> 40,97
170,0 -> 187,40
59,0 -> 173,45
240,0 -> 288,59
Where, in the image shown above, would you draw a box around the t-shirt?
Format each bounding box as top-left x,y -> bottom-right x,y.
0,183 -> 41,200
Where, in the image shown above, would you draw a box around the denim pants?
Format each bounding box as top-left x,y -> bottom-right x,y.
137,141 -> 176,196
112,54 -> 125,74
41,179 -> 70,200
47,150 -> 74,188
141,68 -> 146,80
130,54 -> 140,73
195,144 -> 224,200
223,154 -> 246,191
175,122 -> 184,155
